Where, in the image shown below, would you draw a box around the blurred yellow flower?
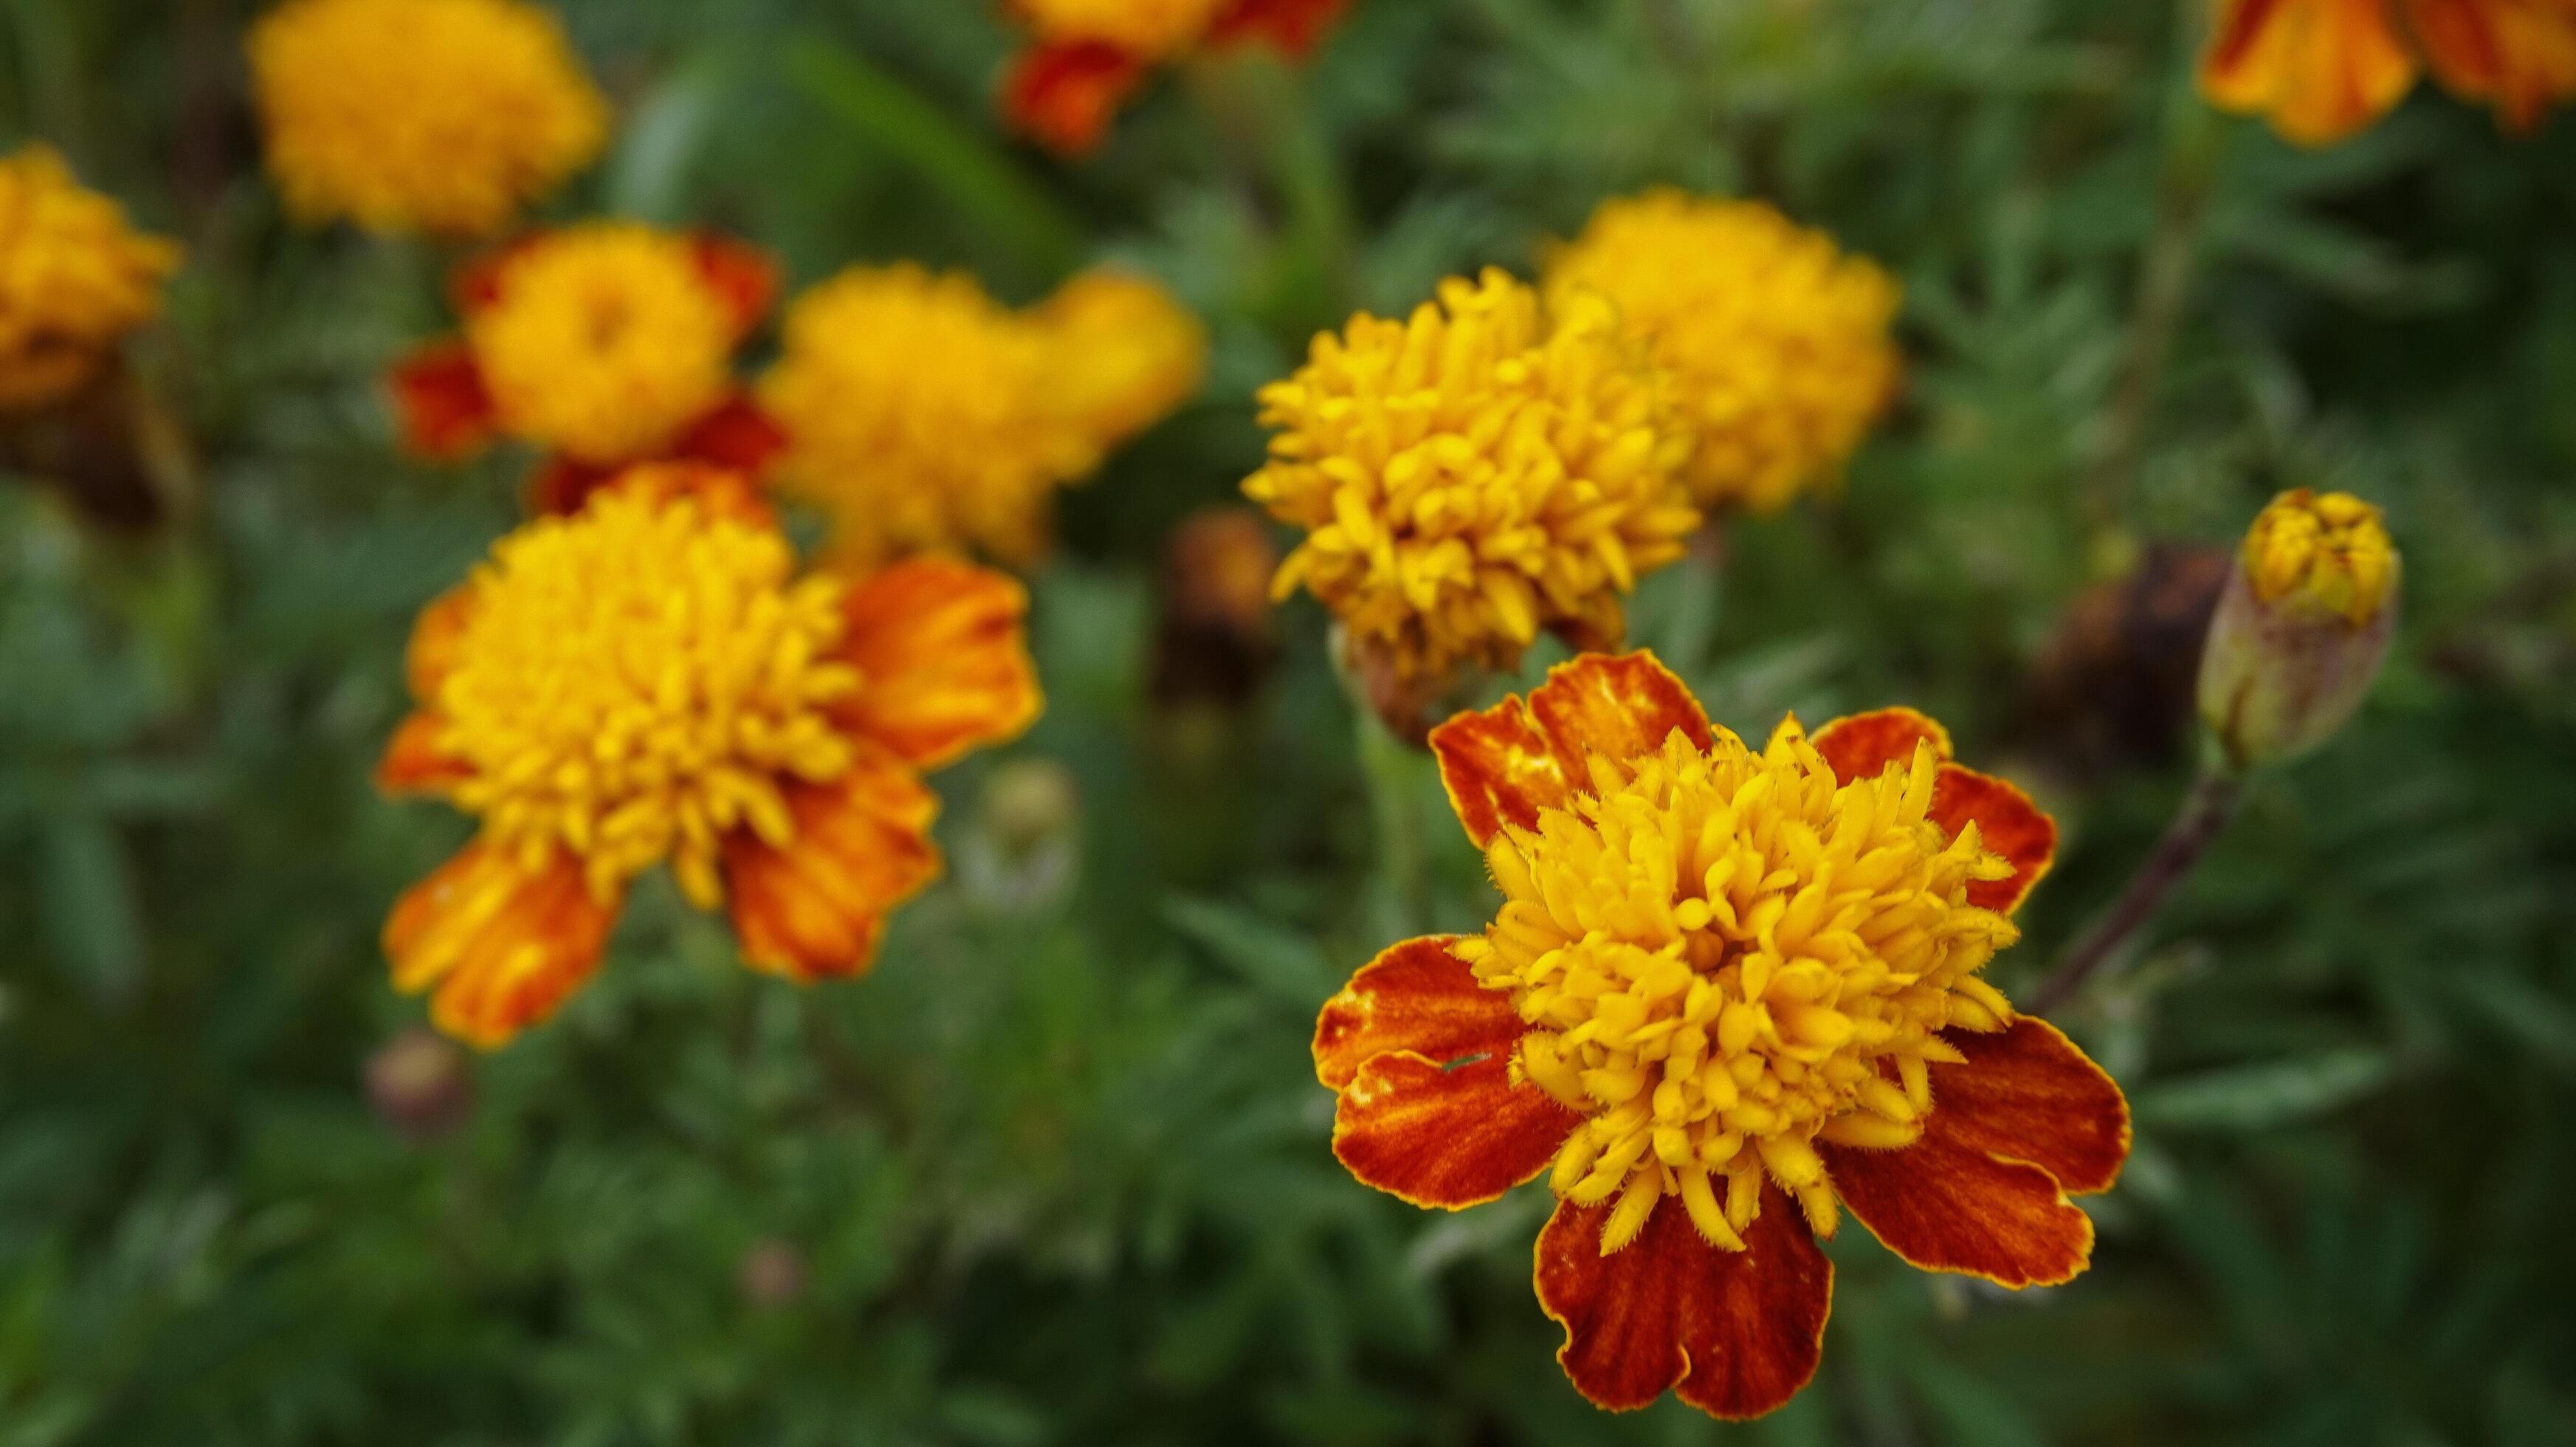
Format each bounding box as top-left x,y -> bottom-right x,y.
1243,269 -> 1698,707
0,145 -> 180,410
464,223 -> 737,464
1543,191 -> 1900,515
248,0 -> 607,236
1014,0 -> 1231,58
2241,487 -> 2398,625
762,263 -> 1200,566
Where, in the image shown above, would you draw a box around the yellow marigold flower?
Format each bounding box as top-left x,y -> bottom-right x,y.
1243,268 -> 1699,709
1543,190 -> 1901,515
0,145 -> 180,411
762,264 -> 1197,566
2200,489 -> 2400,767
1316,653 -> 2126,1419
1030,269 -> 1208,451
249,0 -> 607,237
461,223 -> 739,464
379,464 -> 1043,1048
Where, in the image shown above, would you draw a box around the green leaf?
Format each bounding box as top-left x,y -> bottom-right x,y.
2133,1050 -> 2394,1132
36,813 -> 142,1004
1163,896 -> 1342,1009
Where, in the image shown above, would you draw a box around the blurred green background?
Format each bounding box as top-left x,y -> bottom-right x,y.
6,1 -> 2576,1442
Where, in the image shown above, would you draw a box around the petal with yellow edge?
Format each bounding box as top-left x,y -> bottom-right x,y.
1929,766 -> 2058,915
1922,1018 -> 2131,1196
388,339 -> 497,462
1432,651 -> 1709,848
1811,706 -> 1953,783
2199,0 -> 2420,145
2408,0 -> 2576,130
1535,1189 -> 1833,1418
385,842 -> 619,1051
376,710 -> 471,794
1314,935 -> 1524,1090
723,749 -> 943,983
1332,1051 -> 1578,1210
832,557 -> 1043,771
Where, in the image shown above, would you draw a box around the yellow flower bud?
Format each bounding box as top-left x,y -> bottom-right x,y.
2197,489 -> 2399,769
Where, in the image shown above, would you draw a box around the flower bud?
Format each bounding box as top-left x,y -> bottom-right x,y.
2197,489 -> 2399,769
365,1027 -> 474,1142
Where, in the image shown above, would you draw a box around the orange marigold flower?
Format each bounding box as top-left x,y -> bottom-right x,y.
1002,0 -> 1351,154
1315,652 -> 2128,1418
248,0 -> 607,237
1543,190 -> 1901,515
386,223 -> 785,515
1243,269 -> 1698,725
2202,0 -> 2576,145
377,464 -> 1041,1047
0,145 -> 181,412
760,263 -> 1201,566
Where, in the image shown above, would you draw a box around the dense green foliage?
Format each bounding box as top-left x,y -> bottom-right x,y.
5,1 -> 2576,1442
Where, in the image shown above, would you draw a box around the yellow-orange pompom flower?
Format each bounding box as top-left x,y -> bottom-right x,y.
377,464 -> 1041,1048
1315,653 -> 2127,1418
1244,269 -> 1699,706
0,145 -> 181,411
249,0 -> 607,236
762,263 -> 1201,566
1543,191 -> 1900,515
2202,0 -> 2576,145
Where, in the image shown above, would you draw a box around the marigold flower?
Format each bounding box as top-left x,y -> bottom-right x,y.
377,464 -> 1041,1047
248,0 -> 607,237
1543,191 -> 1901,515
2200,489 -> 2400,768
1002,0 -> 1351,154
1315,652 -> 2128,1418
761,263 -> 1199,566
0,146 -> 181,412
2202,0 -> 2576,145
387,223 -> 785,515
1244,269 -> 1699,721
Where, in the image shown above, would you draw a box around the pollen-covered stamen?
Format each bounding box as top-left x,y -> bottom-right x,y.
1453,723 -> 2021,1257
433,488 -> 859,907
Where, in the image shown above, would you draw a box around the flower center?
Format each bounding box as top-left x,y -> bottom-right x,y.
1454,724 -> 2019,1254
433,489 -> 859,907
2243,488 -> 2394,625
469,224 -> 733,462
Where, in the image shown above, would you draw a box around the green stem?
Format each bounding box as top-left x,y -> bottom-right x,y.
2028,764 -> 2242,1014
1354,695 -> 1430,942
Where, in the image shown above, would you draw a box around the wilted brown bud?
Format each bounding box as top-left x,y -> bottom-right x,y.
2022,543 -> 2233,773
2198,489 -> 2400,769
365,1027 -> 473,1142
1151,506 -> 1281,711
0,360 -> 194,531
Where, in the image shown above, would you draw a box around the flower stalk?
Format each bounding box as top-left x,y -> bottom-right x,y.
2028,763 -> 2241,1014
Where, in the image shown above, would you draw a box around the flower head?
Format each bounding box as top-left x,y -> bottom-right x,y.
1244,269 -> 1698,715
388,225 -> 784,511
1002,0 -> 1350,153
0,145 -> 181,411
2202,0 -> 2576,145
2200,489 -> 2400,768
762,263 -> 1197,566
1315,653 -> 2126,1418
249,0 -> 607,237
379,464 -> 1041,1047
1543,191 -> 1901,515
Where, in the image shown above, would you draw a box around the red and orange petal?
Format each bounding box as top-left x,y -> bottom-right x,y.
1313,935 -> 1523,1089
688,236 -> 780,340
523,401 -> 787,517
830,557 -> 1044,770
2409,0 -> 2576,128
1005,41 -> 1149,154
1430,652 -> 1713,849
1535,1187 -> 1833,1418
2200,0 -> 2421,145
1811,707 -> 2057,915
1208,0 -> 1350,54
723,749 -> 943,982
377,709 -> 470,794
388,340 -> 497,461
1819,1019 -> 2129,1288
1332,1051 -> 1578,1209
385,842 -> 620,1050
404,585 -> 476,701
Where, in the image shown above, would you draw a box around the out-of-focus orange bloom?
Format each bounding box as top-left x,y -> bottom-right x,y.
386,222 -> 785,516
1315,653 -> 2128,1418
377,464 -> 1040,1047
2202,0 -> 2576,145
1002,0 -> 1351,154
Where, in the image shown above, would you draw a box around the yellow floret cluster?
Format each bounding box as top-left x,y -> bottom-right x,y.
432,484 -> 859,908
1015,0 -> 1230,55
1456,721 -> 2019,1254
762,263 -> 1204,565
0,145 -> 181,410
249,0 -> 607,237
1244,268 -> 1700,688
1543,190 -> 1901,514
466,223 -> 735,463
2242,488 -> 2397,626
